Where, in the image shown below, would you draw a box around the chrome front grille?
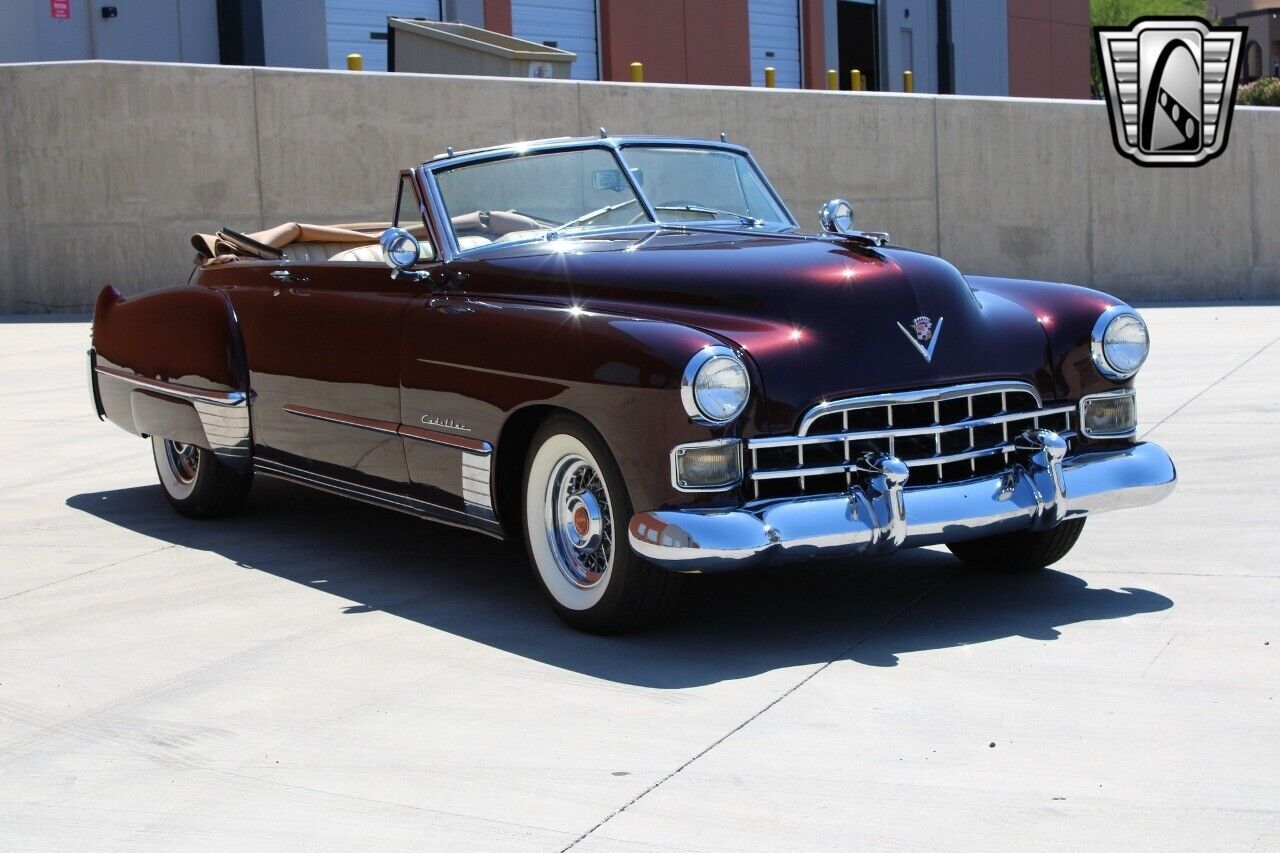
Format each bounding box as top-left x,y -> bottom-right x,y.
747,381 -> 1076,500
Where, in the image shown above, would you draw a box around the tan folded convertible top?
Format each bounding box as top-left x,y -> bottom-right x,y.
191,221 -> 430,265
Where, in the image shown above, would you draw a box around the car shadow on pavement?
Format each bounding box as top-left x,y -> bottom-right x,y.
68,479 -> 1173,687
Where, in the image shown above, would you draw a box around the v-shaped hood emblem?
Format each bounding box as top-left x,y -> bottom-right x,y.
896,316 -> 944,362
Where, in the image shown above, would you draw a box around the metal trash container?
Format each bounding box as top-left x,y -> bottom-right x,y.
388,19 -> 577,79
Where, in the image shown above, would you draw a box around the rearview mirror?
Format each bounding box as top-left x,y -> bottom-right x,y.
592,169 -> 625,193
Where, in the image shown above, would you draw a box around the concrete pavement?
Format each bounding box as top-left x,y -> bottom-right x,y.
0,305 -> 1276,851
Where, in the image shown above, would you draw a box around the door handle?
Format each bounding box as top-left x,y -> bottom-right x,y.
270,270 -> 310,284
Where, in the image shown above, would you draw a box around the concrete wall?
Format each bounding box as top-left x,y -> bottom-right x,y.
0,60 -> 1277,313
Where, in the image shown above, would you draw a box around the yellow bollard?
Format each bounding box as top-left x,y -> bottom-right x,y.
764,66 -> 776,88
826,68 -> 838,90
851,69 -> 863,91
346,53 -> 363,71
630,61 -> 644,83
903,70 -> 914,93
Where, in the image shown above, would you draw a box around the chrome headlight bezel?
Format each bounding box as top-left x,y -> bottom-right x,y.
1091,306 -> 1150,381
681,346 -> 751,425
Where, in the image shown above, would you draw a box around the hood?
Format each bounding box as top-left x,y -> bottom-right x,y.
459,228 -> 1056,432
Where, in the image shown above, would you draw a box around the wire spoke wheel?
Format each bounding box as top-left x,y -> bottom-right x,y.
164,441 -> 200,484
543,454 -> 614,589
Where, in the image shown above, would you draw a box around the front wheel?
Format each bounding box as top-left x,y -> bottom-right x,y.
946,518 -> 1086,572
151,436 -> 252,519
522,415 -> 684,634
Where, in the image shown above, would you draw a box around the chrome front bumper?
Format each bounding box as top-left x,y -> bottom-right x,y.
628,430 -> 1176,572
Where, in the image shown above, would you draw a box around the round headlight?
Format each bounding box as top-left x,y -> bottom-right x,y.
681,347 -> 750,424
1092,308 -> 1149,380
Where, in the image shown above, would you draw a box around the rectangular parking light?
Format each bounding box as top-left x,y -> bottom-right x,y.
672,439 -> 742,491
1081,390 -> 1137,438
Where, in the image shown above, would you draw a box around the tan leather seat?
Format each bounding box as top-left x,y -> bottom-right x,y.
494,229 -> 549,244
456,235 -> 493,251
280,242 -> 363,262
329,244 -> 385,263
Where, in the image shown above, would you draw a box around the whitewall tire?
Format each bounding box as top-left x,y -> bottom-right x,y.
150,436 -> 252,519
522,415 -> 684,633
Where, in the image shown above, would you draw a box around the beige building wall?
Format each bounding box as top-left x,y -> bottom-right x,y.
0,61 -> 1277,313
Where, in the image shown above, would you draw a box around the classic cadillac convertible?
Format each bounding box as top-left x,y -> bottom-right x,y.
88,135 -> 1176,633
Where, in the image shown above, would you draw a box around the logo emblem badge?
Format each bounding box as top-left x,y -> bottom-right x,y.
1095,17 -> 1245,167
897,315 -> 943,362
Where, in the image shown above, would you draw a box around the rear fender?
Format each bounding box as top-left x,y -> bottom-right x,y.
91,285 -> 252,471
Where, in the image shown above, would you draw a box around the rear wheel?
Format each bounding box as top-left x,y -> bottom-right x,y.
946,518 -> 1086,572
151,436 -> 252,519
522,415 -> 684,634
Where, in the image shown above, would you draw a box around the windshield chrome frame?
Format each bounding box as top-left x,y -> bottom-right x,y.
418,136 -> 798,263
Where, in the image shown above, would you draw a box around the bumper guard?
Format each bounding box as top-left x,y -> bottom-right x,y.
628,429 -> 1176,572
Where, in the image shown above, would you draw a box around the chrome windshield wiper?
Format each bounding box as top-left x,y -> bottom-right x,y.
654,204 -> 763,227
550,200 -> 640,238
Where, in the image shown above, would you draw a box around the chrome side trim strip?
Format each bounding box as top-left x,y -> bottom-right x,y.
283,404 -> 494,455
95,364 -> 251,464
254,458 -> 503,538
95,365 -> 247,407
282,404 -> 398,435
461,452 -> 496,522
401,424 -> 493,454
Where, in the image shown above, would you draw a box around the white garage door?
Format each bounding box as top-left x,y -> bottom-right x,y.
326,1 -> 441,71
749,0 -> 801,88
512,0 -> 598,80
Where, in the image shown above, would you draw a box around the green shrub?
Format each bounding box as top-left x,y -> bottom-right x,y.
1238,77 -> 1280,107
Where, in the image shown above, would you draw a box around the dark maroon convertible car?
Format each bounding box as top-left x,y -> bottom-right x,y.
89,135 -> 1176,633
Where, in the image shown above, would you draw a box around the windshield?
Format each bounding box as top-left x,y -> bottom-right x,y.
430,143 -> 791,254
617,145 -> 790,227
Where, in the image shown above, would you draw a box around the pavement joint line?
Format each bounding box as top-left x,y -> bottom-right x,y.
558,569 -> 959,852
1140,332 -> 1280,440
1140,631 -> 1179,679
0,544 -> 174,603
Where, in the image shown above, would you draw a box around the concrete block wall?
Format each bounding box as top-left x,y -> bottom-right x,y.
0,60 -> 1277,313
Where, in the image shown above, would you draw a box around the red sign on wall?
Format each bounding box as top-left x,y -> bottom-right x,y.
50,0 -> 70,19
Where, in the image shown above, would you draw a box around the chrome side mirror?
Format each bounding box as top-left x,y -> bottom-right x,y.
819,199 -> 856,234
380,227 -> 422,275
819,198 -> 891,247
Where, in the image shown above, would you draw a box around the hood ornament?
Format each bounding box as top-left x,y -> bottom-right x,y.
897,315 -> 943,362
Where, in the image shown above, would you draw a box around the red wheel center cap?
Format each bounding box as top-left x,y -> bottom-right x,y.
572,506 -> 591,536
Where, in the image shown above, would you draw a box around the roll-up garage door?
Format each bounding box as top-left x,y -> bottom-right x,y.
511,0 -> 599,80
326,1 -> 441,71
749,0 -> 802,88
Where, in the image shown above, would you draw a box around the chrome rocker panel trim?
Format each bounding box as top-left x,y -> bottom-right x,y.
628,432 -> 1176,572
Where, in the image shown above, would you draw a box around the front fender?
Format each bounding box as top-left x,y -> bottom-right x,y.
408,297 -> 756,515
965,276 -> 1134,404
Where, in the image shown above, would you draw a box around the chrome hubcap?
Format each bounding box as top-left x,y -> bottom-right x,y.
165,441 -> 199,484
544,454 -> 613,589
